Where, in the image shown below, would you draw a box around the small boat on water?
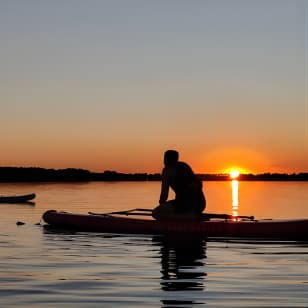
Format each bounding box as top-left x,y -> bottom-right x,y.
0,193 -> 36,204
43,209 -> 308,240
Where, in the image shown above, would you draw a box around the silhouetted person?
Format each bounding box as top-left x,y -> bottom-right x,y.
152,150 -> 206,220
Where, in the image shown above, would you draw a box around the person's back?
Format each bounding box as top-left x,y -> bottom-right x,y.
172,161 -> 205,214
152,150 -> 206,220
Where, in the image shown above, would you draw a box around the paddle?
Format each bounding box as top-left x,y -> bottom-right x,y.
89,208 -> 254,221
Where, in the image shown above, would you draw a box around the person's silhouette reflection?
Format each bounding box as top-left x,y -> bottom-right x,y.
153,235 -> 207,307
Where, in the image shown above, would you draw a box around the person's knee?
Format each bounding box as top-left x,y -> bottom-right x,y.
152,206 -> 160,219
152,202 -> 175,220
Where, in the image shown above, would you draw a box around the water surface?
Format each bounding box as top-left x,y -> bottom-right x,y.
0,181 -> 307,307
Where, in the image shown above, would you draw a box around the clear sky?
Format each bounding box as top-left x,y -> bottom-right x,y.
1,0 -> 307,174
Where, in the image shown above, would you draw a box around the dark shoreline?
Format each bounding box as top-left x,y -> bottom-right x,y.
0,167 -> 308,182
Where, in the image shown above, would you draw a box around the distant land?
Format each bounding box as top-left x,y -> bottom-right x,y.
0,167 -> 308,182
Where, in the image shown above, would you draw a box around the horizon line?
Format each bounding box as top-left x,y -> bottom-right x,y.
1,166 -> 308,176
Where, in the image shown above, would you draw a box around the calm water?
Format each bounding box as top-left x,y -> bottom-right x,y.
0,181 -> 308,307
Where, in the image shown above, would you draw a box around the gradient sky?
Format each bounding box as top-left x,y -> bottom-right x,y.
1,0 -> 307,174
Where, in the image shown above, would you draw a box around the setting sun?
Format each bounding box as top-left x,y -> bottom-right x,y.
222,166 -> 250,178
230,169 -> 240,179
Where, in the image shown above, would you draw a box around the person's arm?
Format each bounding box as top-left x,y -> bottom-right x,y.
159,168 -> 169,204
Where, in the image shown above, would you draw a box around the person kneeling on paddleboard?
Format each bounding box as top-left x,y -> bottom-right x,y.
152,150 -> 206,220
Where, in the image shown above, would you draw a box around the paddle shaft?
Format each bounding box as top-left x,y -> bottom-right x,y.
89,209 -> 254,221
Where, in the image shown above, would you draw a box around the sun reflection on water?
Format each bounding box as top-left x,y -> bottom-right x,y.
231,179 -> 239,218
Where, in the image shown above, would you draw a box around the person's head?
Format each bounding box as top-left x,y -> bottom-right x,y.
164,150 -> 179,166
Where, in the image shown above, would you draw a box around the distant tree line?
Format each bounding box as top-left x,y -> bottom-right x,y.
236,173 -> 308,181
0,167 -> 307,182
198,173 -> 308,181
0,167 -> 92,182
0,167 -> 159,182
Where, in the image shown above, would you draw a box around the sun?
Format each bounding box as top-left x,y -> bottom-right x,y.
229,169 -> 240,179
223,166 -> 249,178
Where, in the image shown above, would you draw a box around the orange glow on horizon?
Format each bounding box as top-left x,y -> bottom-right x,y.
198,147 -> 273,174
2,144 -> 306,174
